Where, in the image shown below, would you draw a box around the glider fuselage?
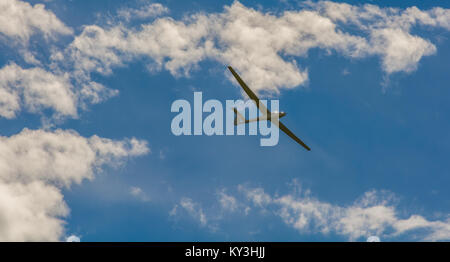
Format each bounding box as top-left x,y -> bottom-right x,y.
244,112 -> 286,123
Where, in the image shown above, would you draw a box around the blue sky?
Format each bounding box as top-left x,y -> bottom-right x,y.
0,0 -> 449,242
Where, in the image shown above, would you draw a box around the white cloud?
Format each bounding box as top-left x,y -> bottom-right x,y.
0,63 -> 118,120
370,28 -> 436,74
235,185 -> 450,241
62,1 -> 450,95
66,16 -> 212,78
64,2 -> 366,93
174,181 -> 450,240
0,181 -> 69,241
172,181 -> 449,241
0,63 -> 77,119
0,0 -> 72,42
0,128 -> 149,241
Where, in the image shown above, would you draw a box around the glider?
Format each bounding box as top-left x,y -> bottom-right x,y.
228,66 -> 311,151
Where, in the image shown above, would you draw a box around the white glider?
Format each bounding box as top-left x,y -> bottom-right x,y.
228,66 -> 311,151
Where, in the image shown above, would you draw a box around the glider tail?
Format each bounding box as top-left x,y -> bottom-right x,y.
232,107 -> 246,125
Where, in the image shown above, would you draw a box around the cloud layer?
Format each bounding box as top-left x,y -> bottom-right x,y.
2,1 -> 450,120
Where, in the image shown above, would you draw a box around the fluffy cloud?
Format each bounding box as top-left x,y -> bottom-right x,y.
64,2 -> 365,93
63,1 -> 450,94
0,63 -> 118,120
369,28 -> 436,73
0,63 -> 76,119
0,128 -> 149,241
0,181 -> 69,241
0,0 -> 72,42
66,16 -> 213,77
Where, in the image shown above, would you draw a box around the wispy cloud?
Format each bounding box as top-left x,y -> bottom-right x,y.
242,184 -> 450,241
176,181 -> 450,241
